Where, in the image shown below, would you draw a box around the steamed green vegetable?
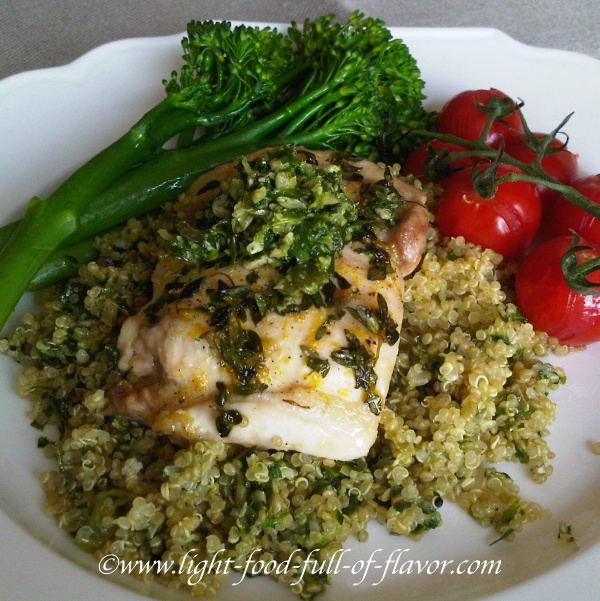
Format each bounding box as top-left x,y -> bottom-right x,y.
0,12 -> 429,330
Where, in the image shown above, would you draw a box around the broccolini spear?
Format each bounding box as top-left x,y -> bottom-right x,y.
0,20 -> 296,329
0,12 -> 429,330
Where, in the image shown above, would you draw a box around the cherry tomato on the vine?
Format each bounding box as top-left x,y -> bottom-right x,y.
435,165 -> 541,260
436,88 -> 524,148
503,131 -> 579,202
402,140 -> 478,181
543,174 -> 600,243
515,235 -> 600,346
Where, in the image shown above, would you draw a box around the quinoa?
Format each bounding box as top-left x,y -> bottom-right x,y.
0,174 -> 568,598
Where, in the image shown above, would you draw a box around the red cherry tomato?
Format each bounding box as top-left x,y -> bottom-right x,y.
515,235 -> 600,346
435,165 -> 541,260
503,131 -> 579,201
544,174 -> 600,243
402,140 -> 477,181
436,88 -> 524,148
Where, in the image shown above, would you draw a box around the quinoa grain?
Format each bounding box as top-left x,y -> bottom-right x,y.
0,179 -> 567,598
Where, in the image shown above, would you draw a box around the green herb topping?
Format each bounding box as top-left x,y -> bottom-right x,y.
166,147 -> 360,298
166,146 -> 405,310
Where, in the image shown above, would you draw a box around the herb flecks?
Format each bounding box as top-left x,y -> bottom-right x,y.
164,147 -> 406,310
331,330 -> 382,415
353,226 -> 393,281
361,166 -> 406,228
315,310 -> 345,340
201,279 -> 271,327
46,387 -> 70,437
513,441 -> 530,464
347,293 -> 399,345
558,522 -> 576,544
300,345 -> 330,377
212,313 -> 267,395
214,381 -> 243,437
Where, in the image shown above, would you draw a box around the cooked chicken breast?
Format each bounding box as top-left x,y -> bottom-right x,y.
107,148 -> 428,460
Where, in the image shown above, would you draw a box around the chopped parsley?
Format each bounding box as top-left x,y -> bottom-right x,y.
166,147 -> 361,301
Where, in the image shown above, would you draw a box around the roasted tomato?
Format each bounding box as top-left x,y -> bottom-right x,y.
436,88 -> 524,148
503,131 -> 579,202
435,165 -> 541,260
515,235 -> 600,346
543,174 -> 600,243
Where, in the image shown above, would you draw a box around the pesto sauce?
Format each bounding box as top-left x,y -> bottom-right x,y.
166,146 -> 404,305
167,146 -> 358,302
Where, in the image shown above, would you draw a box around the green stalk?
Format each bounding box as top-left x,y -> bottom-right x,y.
0,199 -> 78,325
0,222 -> 16,249
561,233 -> 600,295
0,86 -> 292,328
29,236 -> 100,290
205,78 -> 340,149
1,144 -> 260,295
0,100 -> 200,327
1,145 -> 259,254
280,89 -> 347,137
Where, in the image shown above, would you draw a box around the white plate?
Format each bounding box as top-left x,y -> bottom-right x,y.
1,25 -> 600,601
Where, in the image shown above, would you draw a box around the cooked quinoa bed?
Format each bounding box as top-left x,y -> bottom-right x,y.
0,174 -> 569,598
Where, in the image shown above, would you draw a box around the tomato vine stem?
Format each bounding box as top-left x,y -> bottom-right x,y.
411,104 -> 600,294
